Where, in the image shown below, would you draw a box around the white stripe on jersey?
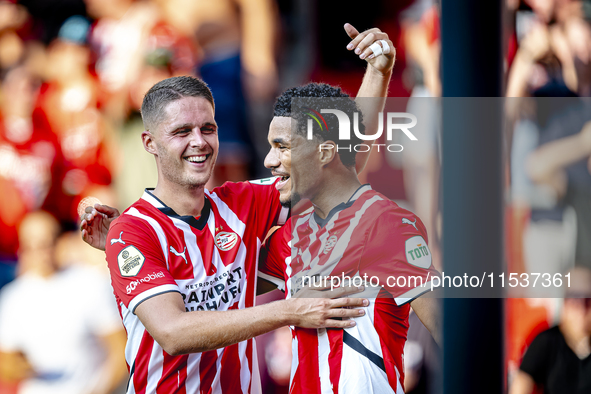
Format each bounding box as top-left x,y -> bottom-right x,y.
317,328 -> 333,394
394,279 -> 436,306
185,353 -> 201,393
146,342 -> 164,393
142,192 -> 165,208
205,190 -> 247,235
126,207 -> 169,267
213,347 -> 224,391
338,344 -> 393,394
128,284 -> 180,313
120,303 -> 143,394
250,338 -> 262,394
284,241 -> 293,298
290,332 -> 299,386
167,216 -> 205,279
346,303 -> 383,359
238,340 -> 250,394
339,301 -> 392,394
278,206 -> 290,226
321,195 -> 383,274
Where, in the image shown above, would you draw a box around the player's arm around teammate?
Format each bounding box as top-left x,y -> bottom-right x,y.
135,286 -> 367,355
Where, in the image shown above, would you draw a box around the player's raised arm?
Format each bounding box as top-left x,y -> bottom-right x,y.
344,23 -> 395,174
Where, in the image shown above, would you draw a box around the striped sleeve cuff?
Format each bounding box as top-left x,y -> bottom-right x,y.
129,284 -> 181,313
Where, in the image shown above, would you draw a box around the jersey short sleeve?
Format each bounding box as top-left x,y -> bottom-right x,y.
359,209 -> 440,305
213,177 -> 289,243
105,216 -> 180,313
258,220 -> 292,291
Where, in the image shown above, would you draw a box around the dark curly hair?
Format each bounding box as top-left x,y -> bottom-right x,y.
273,83 -> 364,168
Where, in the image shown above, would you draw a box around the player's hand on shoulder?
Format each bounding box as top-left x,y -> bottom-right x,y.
344,23 -> 395,75
80,204 -> 121,251
286,284 -> 368,329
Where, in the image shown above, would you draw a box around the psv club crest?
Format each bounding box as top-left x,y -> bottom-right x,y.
214,231 -> 238,251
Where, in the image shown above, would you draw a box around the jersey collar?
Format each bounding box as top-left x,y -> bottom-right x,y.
312,184 -> 372,228
142,189 -> 210,231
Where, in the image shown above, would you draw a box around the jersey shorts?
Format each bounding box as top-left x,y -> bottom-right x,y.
258,185 -> 439,394
105,178 -> 287,394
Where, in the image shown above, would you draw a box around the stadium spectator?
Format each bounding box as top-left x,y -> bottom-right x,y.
509,266 -> 591,394
0,65 -> 66,290
37,16 -> 117,220
85,0 -> 160,123
526,100 -> 591,270
0,211 -> 127,394
155,0 -> 279,185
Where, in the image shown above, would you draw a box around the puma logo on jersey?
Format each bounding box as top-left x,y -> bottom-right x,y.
110,232 -> 126,246
170,246 -> 188,264
402,218 -> 418,230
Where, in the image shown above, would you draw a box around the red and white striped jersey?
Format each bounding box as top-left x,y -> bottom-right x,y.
105,178 -> 287,394
259,185 -> 439,394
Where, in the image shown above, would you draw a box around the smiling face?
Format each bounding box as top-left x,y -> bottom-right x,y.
265,116 -> 325,206
146,96 -> 218,189
265,117 -> 293,206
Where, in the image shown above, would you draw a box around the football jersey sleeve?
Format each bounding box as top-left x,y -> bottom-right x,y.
258,221 -> 291,291
247,177 -> 289,234
105,216 -> 180,313
213,177 -> 289,242
359,209 -> 440,305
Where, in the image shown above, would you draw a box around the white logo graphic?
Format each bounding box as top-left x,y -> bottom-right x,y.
214,231 -> 238,251
402,218 -> 418,230
126,271 -> 165,294
405,236 -> 431,269
323,235 -> 338,254
308,108 -> 418,154
311,110 -> 417,141
117,245 -> 145,277
110,232 -> 126,246
170,246 -> 188,264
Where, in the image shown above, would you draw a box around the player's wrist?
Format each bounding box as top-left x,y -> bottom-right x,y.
277,298 -> 302,326
368,64 -> 393,78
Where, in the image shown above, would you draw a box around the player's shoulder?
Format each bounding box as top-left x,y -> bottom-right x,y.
108,197 -> 163,240
361,190 -> 426,233
213,177 -> 279,193
207,177 -> 279,203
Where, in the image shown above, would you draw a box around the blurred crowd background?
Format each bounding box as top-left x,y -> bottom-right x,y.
1,0 -> 591,393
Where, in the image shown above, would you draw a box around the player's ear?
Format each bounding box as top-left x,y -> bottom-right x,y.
318,140 -> 337,166
142,130 -> 157,155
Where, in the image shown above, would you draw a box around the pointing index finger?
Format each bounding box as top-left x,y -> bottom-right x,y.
344,23 -> 359,46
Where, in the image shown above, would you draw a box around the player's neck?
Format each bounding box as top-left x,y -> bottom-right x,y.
311,170 -> 362,219
152,181 -> 206,218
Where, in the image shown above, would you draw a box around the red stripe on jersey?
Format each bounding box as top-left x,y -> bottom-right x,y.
374,296 -> 409,390
199,350 -> 218,394
157,353 -> 188,394
328,329 -> 344,394
134,331 -> 156,394
220,344 -> 240,393
196,225 -> 217,276
294,329 -> 321,394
